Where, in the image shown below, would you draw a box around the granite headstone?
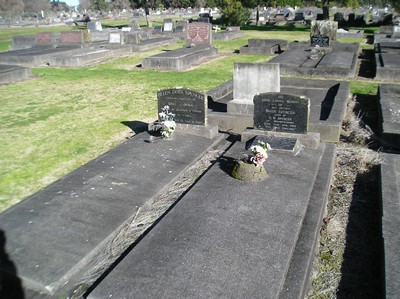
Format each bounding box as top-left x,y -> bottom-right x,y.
186,23 -> 212,45
253,93 -> 310,134
157,88 -> 207,125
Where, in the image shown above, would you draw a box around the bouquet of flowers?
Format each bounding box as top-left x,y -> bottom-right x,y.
249,141 -> 271,166
159,105 -> 176,138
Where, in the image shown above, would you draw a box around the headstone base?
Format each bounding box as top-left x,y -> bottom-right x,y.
176,123 -> 218,139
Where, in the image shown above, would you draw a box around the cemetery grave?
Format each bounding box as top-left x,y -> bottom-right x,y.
378,84 -> 400,148
239,39 -> 288,55
0,64 -> 31,84
374,27 -> 400,81
142,22 -> 218,70
1,17 -> 398,298
208,63 -> 350,143
0,30 -> 175,67
213,26 -> 244,41
267,20 -> 359,79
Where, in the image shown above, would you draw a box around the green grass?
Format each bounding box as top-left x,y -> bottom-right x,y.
0,24 -> 380,212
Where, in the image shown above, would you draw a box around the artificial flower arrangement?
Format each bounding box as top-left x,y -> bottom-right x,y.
249,140 -> 272,166
158,105 -> 176,138
231,140 -> 272,181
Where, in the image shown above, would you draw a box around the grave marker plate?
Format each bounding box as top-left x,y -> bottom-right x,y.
109,32 -> 121,44
310,35 -> 329,47
59,31 -> 83,44
157,88 -> 207,125
253,93 -> 310,134
186,23 -> 212,45
163,19 -> 174,32
35,32 -> 54,44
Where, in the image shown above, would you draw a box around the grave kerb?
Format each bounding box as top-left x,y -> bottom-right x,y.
156,87 -> 218,139
227,63 -> 280,115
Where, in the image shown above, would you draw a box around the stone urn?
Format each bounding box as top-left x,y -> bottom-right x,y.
231,160 -> 268,181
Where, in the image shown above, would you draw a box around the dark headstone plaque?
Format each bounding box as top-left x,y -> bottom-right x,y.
253,93 -> 310,134
186,23 -> 212,45
311,35 -> 329,47
157,88 -> 207,125
247,135 -> 298,151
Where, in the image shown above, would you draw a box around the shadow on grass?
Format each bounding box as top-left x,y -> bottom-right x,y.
337,166 -> 384,299
121,120 -> 148,134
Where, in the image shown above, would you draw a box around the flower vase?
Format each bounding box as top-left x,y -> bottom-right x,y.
231,160 -> 268,181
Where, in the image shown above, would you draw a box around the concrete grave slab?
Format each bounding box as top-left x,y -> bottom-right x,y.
378,84 -> 400,148
269,41 -> 359,78
375,51 -> 400,81
88,141 -> 335,299
240,39 -> 288,55
0,64 -> 31,84
0,131 -> 225,297
141,45 -> 217,70
380,153 -> 400,299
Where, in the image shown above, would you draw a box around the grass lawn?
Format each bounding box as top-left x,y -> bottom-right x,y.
0,24 -> 377,212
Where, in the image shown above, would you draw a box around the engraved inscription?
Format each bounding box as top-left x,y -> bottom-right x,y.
254,93 -> 310,134
157,88 -> 206,125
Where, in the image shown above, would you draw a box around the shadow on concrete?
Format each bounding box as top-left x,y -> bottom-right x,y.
121,120 -> 149,134
0,230 -> 25,299
358,49 -> 376,79
320,83 -> 339,121
337,167 -> 385,299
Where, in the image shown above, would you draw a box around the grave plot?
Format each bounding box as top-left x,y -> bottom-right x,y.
378,84 -> 400,149
240,39 -> 288,54
208,63 -> 350,143
88,91 -> 336,299
374,42 -> 400,81
268,20 -> 359,79
0,64 -> 31,84
0,131 -> 227,298
268,41 -> 359,78
142,23 -> 218,70
0,32 -> 85,67
213,26 -> 244,41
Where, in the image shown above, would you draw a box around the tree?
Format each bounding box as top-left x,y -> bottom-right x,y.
220,0 -> 250,26
0,0 -> 24,18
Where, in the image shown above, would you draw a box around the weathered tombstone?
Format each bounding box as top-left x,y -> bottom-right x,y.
109,32 -> 122,44
293,12 -> 305,22
34,32 -> 56,48
157,88 -> 207,125
155,87 -> 218,138
58,31 -> 84,47
228,63 -> 280,115
186,22 -> 212,46
253,93 -> 310,134
87,21 -> 102,31
393,26 -> 400,38
10,35 -> 36,50
163,18 -> 174,32
130,19 -> 141,30
310,20 -> 338,46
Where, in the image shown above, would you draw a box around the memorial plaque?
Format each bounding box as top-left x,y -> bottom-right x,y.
59,31 -> 83,44
253,93 -> 310,134
157,88 -> 207,125
109,33 -> 121,44
186,23 -> 212,45
163,19 -> 174,32
35,32 -> 54,44
248,135 -> 298,151
311,35 -> 329,47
